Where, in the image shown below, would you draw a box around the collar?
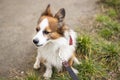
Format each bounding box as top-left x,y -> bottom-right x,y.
69,35 -> 73,45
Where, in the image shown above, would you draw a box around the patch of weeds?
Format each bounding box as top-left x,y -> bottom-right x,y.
101,0 -> 120,7
107,8 -> 117,18
76,35 -> 91,59
94,1 -> 120,79
96,14 -> 120,40
96,15 -> 111,23
97,0 -> 120,41
98,28 -> 113,40
100,0 -> 120,18
97,43 -> 120,72
52,72 -> 71,80
104,20 -> 120,32
21,71 -> 41,80
76,59 -> 106,80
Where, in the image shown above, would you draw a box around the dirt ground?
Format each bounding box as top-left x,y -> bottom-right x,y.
0,0 -> 99,78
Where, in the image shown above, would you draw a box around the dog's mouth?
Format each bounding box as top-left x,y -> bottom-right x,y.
35,44 -> 43,47
33,39 -> 50,47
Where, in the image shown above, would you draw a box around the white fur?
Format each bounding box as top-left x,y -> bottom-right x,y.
33,28 -> 79,78
39,18 -> 49,30
33,18 -> 49,46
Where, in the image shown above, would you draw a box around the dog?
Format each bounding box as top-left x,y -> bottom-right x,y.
33,4 -> 80,79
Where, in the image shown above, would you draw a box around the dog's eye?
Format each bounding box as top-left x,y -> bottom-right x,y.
43,30 -> 50,34
36,28 -> 40,32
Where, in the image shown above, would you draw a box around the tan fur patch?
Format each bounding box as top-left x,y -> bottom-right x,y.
68,53 -> 76,66
38,16 -> 58,31
45,26 -> 52,32
50,32 -> 62,39
38,16 -> 64,39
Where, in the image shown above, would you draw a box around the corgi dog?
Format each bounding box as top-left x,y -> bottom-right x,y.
33,4 -> 80,79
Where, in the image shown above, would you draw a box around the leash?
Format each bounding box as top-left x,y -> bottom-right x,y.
59,53 -> 79,80
59,35 -> 79,80
62,61 -> 79,80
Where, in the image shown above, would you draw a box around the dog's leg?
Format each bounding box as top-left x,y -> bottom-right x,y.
43,62 -> 52,79
68,54 -> 79,74
57,67 -> 62,73
34,55 -> 41,69
71,67 -> 79,74
73,57 -> 80,65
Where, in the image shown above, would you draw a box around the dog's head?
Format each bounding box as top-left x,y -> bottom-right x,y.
33,4 -> 67,47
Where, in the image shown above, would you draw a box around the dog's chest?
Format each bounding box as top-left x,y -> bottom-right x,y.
38,42 -> 62,67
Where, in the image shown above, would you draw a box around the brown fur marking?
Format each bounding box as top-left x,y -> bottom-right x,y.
68,53 -> 76,66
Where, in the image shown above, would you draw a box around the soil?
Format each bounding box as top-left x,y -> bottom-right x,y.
0,0 -> 100,79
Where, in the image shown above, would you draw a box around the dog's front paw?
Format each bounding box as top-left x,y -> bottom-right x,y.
72,67 -> 79,74
43,72 -> 51,79
33,63 -> 40,69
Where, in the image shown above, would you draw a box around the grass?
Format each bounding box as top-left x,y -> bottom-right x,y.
98,28 -> 113,40
16,71 -> 41,80
96,0 -> 120,41
17,70 -> 71,80
100,0 -> 120,19
94,0 -> 120,79
103,43 -> 120,72
101,0 -> 120,7
96,14 -> 120,40
76,35 -> 91,59
107,8 -> 117,18
76,59 -> 106,80
97,43 -> 120,72
96,15 -> 111,23
52,72 -> 71,80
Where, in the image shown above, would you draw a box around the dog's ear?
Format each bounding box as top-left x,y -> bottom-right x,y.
54,8 -> 65,27
55,8 -> 65,21
41,4 -> 53,17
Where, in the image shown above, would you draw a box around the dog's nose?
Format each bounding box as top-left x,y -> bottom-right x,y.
33,39 -> 39,44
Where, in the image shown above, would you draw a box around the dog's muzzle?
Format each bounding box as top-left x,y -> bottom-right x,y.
33,38 -> 50,47
33,38 -> 43,47
33,38 -> 39,44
